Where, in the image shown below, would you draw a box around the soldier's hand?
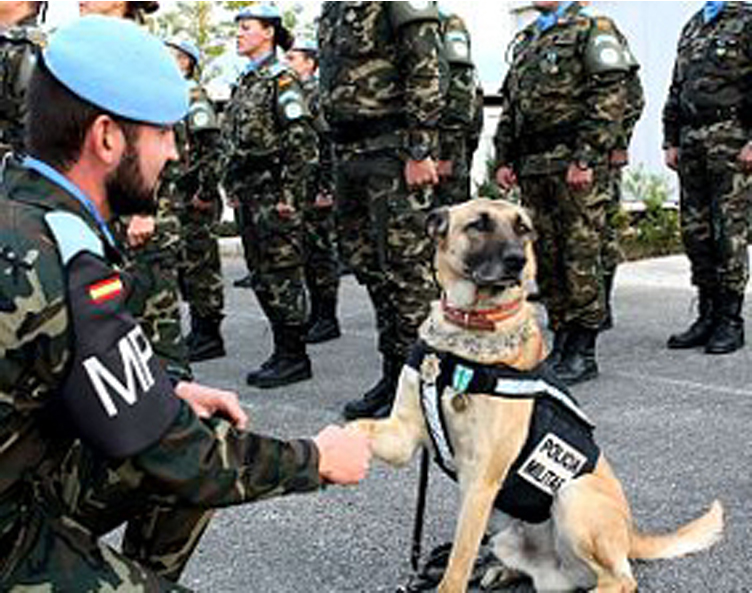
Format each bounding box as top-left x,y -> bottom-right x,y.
738,143 -> 752,173
314,425 -> 372,486
175,381 -> 249,431
610,150 -> 629,169
276,202 -> 296,219
495,166 -> 518,190
405,159 -> 439,188
566,163 -> 594,193
664,147 -> 679,172
437,160 -> 454,180
315,191 -> 335,209
127,215 -> 156,248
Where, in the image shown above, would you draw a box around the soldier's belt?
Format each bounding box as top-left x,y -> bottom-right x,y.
330,115 -> 406,145
682,104 -> 741,128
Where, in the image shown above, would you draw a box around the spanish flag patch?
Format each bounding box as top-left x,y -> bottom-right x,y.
89,276 -> 123,304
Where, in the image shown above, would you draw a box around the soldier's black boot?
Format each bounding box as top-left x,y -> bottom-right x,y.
705,292 -> 745,355
306,296 -> 341,344
546,329 -> 570,368
555,329 -> 599,386
342,355 -> 403,420
247,324 -> 312,389
188,315 -> 226,363
233,274 -> 253,289
667,288 -> 716,349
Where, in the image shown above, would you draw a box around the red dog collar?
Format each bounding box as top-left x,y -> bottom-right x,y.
442,296 -> 523,332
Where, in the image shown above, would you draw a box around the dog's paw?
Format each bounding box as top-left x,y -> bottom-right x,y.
480,565 -> 526,591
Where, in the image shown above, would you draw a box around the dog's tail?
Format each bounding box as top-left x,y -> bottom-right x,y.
629,500 -> 724,561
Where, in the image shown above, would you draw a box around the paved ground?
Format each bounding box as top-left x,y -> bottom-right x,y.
164,251 -> 750,593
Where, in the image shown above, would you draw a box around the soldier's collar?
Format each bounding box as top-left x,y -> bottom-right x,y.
243,50 -> 276,75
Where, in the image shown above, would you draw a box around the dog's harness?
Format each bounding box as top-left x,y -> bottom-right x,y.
407,341 -> 600,524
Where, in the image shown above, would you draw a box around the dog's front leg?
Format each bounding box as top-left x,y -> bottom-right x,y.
439,477 -> 500,593
350,368 -> 427,467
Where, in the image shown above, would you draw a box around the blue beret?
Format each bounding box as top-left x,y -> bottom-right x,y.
236,2 -> 282,22
166,38 -> 201,65
290,38 -> 318,54
44,16 -> 189,126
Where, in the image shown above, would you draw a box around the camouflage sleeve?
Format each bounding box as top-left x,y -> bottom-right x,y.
616,66 -> 645,151
466,82 -> 485,158
440,64 -> 478,160
663,37 -> 687,149
133,402 -> 321,508
280,111 -> 319,210
194,128 -> 223,205
493,73 -> 517,169
573,19 -> 630,166
397,19 -> 445,155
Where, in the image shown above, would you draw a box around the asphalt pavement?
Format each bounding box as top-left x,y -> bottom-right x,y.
168,248 -> 751,593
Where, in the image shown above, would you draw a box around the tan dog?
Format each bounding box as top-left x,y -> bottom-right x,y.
352,199 -> 723,593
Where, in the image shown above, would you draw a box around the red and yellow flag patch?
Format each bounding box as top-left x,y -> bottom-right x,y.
89,276 -> 123,304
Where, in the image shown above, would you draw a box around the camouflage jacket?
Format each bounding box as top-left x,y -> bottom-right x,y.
0,161 -> 321,563
0,16 -> 44,157
439,12 -> 483,160
160,83 -> 222,211
301,75 -> 334,199
221,53 -> 317,210
318,1 -> 444,155
494,2 -> 638,174
663,2 -> 752,148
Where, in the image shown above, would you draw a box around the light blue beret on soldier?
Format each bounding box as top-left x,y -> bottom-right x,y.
235,2 -> 282,22
165,38 -> 201,66
43,15 -> 189,126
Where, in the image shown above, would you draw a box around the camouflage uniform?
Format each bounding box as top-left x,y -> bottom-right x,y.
494,2 -> 636,384
221,52 -> 318,387
319,1 -> 444,419
162,83 -> 226,362
0,160 -> 321,590
0,13 -> 43,158
436,11 -> 484,207
663,2 -> 752,354
300,75 -> 341,344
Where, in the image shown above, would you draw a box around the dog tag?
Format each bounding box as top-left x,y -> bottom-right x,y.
451,392 -> 470,413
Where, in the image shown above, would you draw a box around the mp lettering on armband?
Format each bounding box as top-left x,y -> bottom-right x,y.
83,325 -> 155,418
518,433 -> 587,497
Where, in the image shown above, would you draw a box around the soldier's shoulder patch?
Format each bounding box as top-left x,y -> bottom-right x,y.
595,16 -> 615,32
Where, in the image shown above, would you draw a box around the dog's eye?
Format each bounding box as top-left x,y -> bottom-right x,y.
514,215 -> 532,237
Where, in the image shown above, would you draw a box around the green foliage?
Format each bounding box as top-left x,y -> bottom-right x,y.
619,166 -> 682,260
476,158 -> 521,203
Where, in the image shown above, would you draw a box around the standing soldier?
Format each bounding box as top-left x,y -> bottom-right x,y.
0,1 -> 45,158
287,38 -> 342,345
494,1 -> 637,386
163,38 -> 227,363
79,0 -> 194,387
0,17 -> 370,590
436,8 -> 484,206
664,1 -> 752,355
319,2 -> 444,420
222,3 -> 319,389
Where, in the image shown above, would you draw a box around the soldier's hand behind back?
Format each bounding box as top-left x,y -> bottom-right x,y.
664,147 -> 679,172
495,166 -> 518,190
405,159 -> 439,188
314,425 -> 372,486
738,142 -> 752,173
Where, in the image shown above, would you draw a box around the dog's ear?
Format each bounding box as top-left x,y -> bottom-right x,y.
426,207 -> 450,241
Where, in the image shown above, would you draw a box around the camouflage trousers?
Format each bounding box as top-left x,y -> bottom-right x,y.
603,168 -> 626,278
520,168 -> 610,331
303,203 -> 340,302
179,203 -> 224,320
2,444 -> 212,592
678,121 -> 752,294
118,201 -> 192,382
436,141 -> 472,207
237,185 -> 307,326
333,148 -> 438,361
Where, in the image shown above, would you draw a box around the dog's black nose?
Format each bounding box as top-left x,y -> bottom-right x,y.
504,252 -> 527,277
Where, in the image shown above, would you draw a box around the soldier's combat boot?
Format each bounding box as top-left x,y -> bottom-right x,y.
188,315 -> 226,363
667,288 -> 716,349
546,329 -> 570,368
705,291 -> 745,355
555,328 -> 599,386
247,324 -> 312,389
233,274 -> 253,289
306,295 -> 341,344
343,355 -> 403,420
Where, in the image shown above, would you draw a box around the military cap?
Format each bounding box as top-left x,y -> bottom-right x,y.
235,2 -> 293,50
43,16 -> 188,126
165,37 -> 201,66
290,38 -> 318,55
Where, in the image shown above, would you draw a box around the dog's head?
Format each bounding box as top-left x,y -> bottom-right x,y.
427,199 -> 537,309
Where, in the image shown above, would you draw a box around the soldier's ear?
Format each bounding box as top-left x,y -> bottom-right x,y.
426,207 -> 450,242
